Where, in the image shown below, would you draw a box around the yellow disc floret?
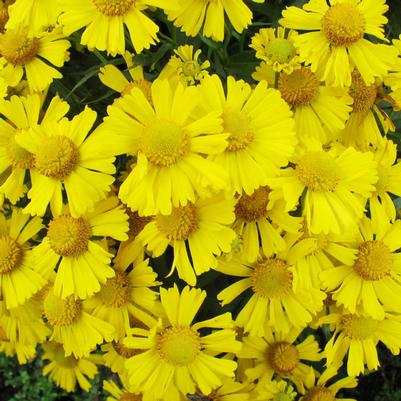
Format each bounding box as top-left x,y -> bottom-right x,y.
0,30 -> 39,65
296,151 -> 340,192
267,341 -> 300,374
156,202 -> 199,241
265,38 -> 297,64
140,120 -> 190,167
303,386 -> 336,401
0,235 -> 23,274
35,136 -> 79,179
92,0 -> 134,16
48,215 -> 92,257
235,186 -> 270,222
322,3 -> 366,47
44,291 -> 82,327
349,70 -> 377,113
100,271 -> 131,308
157,326 -> 201,366
251,258 -> 293,299
223,107 -> 254,152
353,240 -> 392,280
341,314 -> 379,340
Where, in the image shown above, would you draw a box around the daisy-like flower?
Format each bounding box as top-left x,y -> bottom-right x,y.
321,217 -> 401,319
167,0 -> 252,42
0,208 -> 45,309
33,197 -> 128,299
58,0 -> 176,55
270,139 -> 377,234
97,78 -> 228,215
0,94 -> 69,204
199,74 -> 296,196
124,285 -> 241,401
319,309 -> 401,376
280,0 -> 399,87
255,380 -> 297,401
250,27 -> 300,74
138,194 -> 236,286
15,106 -> 116,218
0,28 -> 70,92
239,326 -> 322,391
42,342 -> 100,392
277,66 -> 352,144
42,284 -> 116,357
159,45 -> 210,87
217,250 -> 326,336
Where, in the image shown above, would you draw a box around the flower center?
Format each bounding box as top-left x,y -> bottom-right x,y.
251,258 -> 293,299
296,151 -> 340,192
303,387 -> 336,401
92,0 -> 134,16
235,186 -> 270,222
266,38 -> 297,64
6,133 -> 35,169
112,341 -> 139,358
157,326 -> 201,366
266,341 -> 300,374
322,3 -> 366,47
0,235 -> 23,274
140,120 -> 189,167
52,344 -> 78,368
100,271 -> 130,307
182,60 -> 201,78
222,107 -> 254,152
120,393 -> 142,401
350,71 -> 377,112
48,215 -> 92,257
353,240 -> 392,280
278,68 -> 320,107
341,314 -> 379,340
35,135 -> 79,180
126,208 -> 152,238
155,202 -> 199,241
43,291 -> 82,327
0,31 -> 39,65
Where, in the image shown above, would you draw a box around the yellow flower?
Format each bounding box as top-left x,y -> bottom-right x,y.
0,325 -> 37,364
124,285 -> 241,400
280,0 -> 398,87
59,0 -> 177,55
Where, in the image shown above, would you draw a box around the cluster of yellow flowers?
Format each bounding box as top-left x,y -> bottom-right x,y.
1,0 -> 401,400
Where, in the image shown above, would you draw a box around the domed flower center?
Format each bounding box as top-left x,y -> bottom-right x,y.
53,344 -> 78,368
0,235 -> 23,274
296,151 -> 340,192
112,341 -> 139,358
92,0 -> 134,16
341,314 -> 379,340
350,71 -> 377,113
353,240 -> 392,280
222,107 -> 254,152
303,386 -> 336,401
251,258 -> 293,299
43,292 -> 82,327
35,135 -> 79,179
157,326 -> 201,366
48,215 -> 92,257
6,133 -> 35,169
120,393 -> 142,401
266,38 -> 297,64
278,68 -> 320,107
322,3 -> 366,47
0,30 -> 39,64
126,208 -> 152,238
141,119 -> 189,167
267,341 -> 300,373
100,271 -> 131,307
122,80 -> 152,102
235,186 -> 270,222
156,202 -> 199,241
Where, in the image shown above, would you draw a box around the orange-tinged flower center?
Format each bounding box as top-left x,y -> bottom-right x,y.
251,258 -> 292,299
0,235 -> 23,274
157,326 -> 201,366
100,271 -> 131,307
341,314 -> 379,340
354,240 -> 392,280
266,38 -> 297,64
322,3 -> 366,47
35,135 -> 79,179
267,341 -> 300,373
0,30 -> 39,64
296,151 -> 340,192
48,214 -> 91,257
235,186 -> 270,222
92,0 -> 134,16
141,119 -> 190,167
350,71 -> 377,113
223,107 -> 254,152
43,291 -> 82,327
156,202 -> 199,241
6,133 -> 35,169
303,386 -> 336,401
278,68 -> 320,107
